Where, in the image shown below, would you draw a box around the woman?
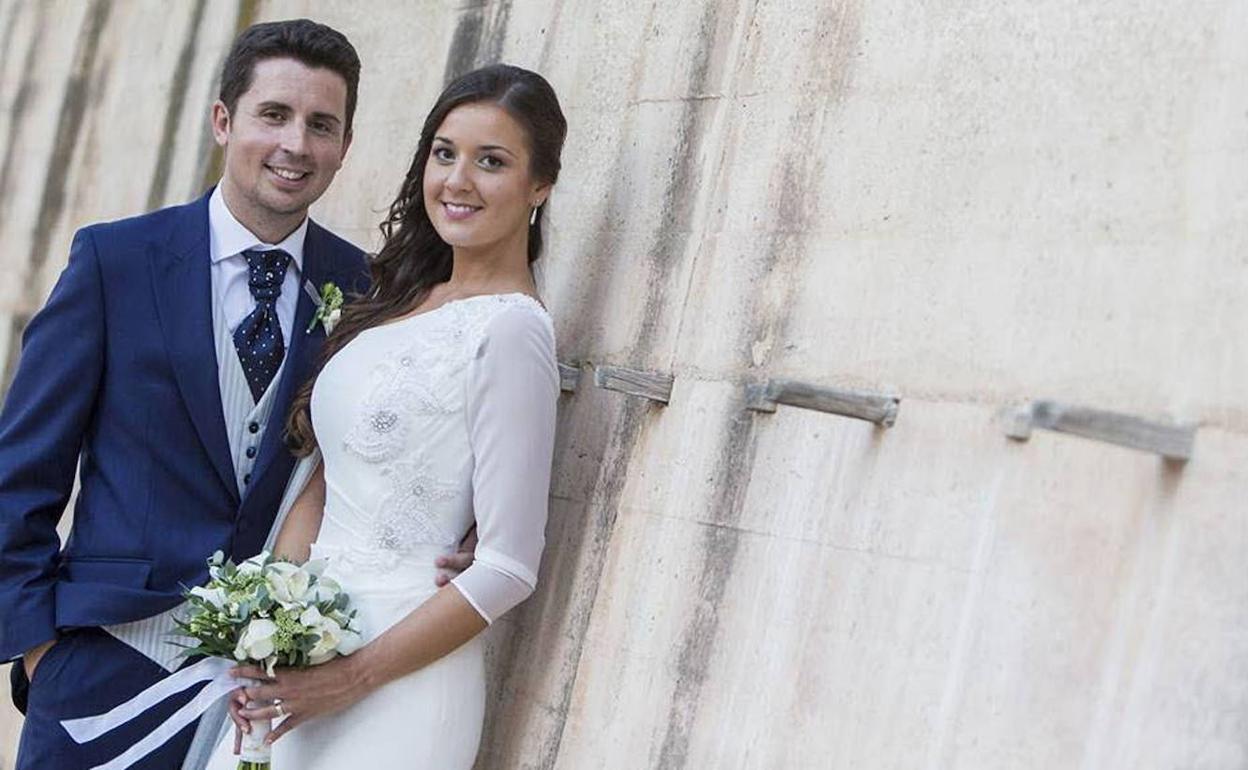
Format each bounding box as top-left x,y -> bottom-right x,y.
207,63 -> 566,768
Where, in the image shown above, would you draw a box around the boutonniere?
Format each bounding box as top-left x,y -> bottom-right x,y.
305,280 -> 344,335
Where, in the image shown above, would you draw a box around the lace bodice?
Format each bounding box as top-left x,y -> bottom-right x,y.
310,293 -> 558,622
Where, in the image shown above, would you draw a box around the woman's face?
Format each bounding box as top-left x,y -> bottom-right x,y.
422,101 -> 548,255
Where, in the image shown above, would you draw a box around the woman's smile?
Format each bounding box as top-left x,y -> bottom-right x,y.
442,201 -> 483,220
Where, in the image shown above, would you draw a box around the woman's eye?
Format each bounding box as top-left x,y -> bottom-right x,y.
479,155 -> 504,170
433,147 -> 454,162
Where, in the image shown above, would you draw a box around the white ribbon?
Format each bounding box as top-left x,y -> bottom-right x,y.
303,279 -> 324,307
61,656 -> 245,770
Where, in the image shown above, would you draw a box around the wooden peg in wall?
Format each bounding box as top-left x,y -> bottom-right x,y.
558,363 -> 581,393
745,379 -> 900,427
1002,400 -> 1195,461
592,364 -> 674,405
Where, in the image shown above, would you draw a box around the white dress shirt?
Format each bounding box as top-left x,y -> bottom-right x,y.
208,185 -> 307,345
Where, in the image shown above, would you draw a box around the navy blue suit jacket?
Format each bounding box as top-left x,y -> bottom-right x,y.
0,191 -> 367,661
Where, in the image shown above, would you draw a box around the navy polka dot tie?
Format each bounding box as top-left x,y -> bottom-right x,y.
233,248 -> 291,402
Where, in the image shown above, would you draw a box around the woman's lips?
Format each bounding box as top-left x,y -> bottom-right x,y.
443,202 -> 482,221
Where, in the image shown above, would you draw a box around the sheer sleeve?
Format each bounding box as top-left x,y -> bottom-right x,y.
450,304 -> 558,623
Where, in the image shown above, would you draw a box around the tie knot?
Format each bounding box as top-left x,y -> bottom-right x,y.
243,248 -> 291,301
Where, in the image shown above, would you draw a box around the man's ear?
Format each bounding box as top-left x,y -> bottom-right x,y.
210,100 -> 231,148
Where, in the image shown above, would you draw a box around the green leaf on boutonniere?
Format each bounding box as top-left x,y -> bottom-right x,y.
306,281 -> 345,335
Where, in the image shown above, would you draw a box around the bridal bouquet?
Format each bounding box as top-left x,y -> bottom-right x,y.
176,551 -> 362,769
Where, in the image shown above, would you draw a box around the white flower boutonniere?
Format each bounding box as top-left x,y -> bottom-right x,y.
306,280 -> 344,335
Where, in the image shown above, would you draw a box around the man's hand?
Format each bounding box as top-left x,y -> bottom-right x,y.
434,526 -> 478,587
22,638 -> 56,681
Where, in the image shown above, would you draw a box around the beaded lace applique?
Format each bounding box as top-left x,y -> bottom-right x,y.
340,294 -> 551,553
342,320 -> 466,463
372,458 -> 462,550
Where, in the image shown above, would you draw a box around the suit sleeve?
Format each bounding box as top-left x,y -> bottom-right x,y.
0,228 -> 106,661
451,306 -> 558,623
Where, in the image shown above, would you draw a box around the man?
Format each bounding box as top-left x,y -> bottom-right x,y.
0,19 -> 469,768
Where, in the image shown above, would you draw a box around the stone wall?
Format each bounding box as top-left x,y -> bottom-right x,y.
0,1 -> 1245,768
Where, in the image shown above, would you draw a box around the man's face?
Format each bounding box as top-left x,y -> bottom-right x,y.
212,57 -> 352,236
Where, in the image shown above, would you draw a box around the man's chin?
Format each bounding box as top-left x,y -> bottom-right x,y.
259,191 -> 317,219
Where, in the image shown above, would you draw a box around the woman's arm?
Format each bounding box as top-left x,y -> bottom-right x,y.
272,464 -> 326,563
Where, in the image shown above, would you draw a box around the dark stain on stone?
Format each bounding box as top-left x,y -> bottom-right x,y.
654,409 -> 758,768
653,5 -> 863,767
442,0 -> 512,86
146,0 -> 207,212
536,0 -> 566,68
0,1 -> 24,94
475,5 -> 738,766
0,2 -> 48,227
743,2 -> 861,373
480,1 -> 512,66
628,1 -> 724,363
483,3 -> 863,767
191,95 -> 221,199
442,9 -> 483,86
556,2 -> 728,365
476,392 -> 652,769
198,0 -> 260,194
26,0 -> 111,277
554,148 -> 630,357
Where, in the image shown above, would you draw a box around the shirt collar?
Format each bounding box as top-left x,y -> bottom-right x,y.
208,184 -> 307,272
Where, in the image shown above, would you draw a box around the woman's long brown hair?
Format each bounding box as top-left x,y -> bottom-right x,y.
284,64 -> 567,456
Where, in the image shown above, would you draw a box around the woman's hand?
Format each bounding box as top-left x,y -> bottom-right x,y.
230,654 -> 372,745
434,525 -> 478,587
227,687 -> 250,754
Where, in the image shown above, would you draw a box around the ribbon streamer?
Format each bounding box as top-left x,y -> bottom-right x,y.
61,656 -> 246,770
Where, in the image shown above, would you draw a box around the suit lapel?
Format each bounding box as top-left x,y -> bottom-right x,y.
150,193 -> 240,502
244,220 -> 330,502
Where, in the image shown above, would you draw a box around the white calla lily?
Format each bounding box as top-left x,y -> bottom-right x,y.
188,585 -> 227,609
237,554 -> 266,576
234,618 -> 278,662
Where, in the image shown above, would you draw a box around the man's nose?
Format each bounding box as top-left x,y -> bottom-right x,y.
279,121 -> 309,156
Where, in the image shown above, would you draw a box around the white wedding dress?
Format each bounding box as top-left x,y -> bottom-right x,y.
206,292 -> 558,769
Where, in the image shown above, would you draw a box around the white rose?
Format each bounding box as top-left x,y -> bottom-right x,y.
189,585 -> 227,609
310,576 -> 342,604
266,562 -> 311,605
299,606 -> 325,627
324,307 -> 342,334
307,616 -> 344,665
234,618 -> 278,662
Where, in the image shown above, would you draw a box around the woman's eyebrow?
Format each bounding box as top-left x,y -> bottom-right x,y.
433,137 -> 518,158
479,144 -> 517,158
